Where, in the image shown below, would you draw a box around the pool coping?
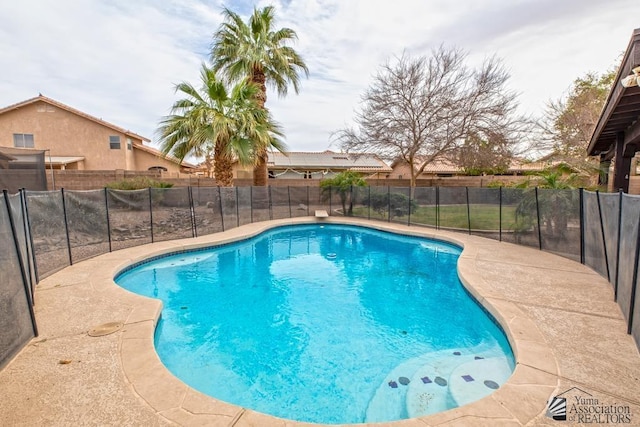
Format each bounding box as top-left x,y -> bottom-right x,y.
7,216 -> 640,426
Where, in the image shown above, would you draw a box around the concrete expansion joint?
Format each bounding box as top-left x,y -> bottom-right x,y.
229,408 -> 246,426
124,318 -> 154,326
517,362 -> 560,382
516,301 -> 623,321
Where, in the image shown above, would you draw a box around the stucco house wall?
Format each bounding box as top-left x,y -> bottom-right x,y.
0,95 -> 191,174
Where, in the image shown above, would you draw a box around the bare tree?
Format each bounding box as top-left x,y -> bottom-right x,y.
456,131 -> 513,175
334,47 -> 520,188
538,70 -> 615,175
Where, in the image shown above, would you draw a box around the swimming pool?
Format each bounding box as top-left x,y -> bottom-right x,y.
116,224 -> 514,424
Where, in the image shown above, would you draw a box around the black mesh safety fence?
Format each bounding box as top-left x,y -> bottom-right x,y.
617,194 -> 640,323
365,186 -> 390,221
583,191 -> 608,279
150,188 -> 194,242
107,189 -> 152,251
5,184 -> 640,355
270,186 -> 291,220
537,188 -> 581,262
289,186 -> 311,218
192,187 -> 224,235
307,186 -> 327,216
8,193 -> 36,302
0,147 -> 47,193
598,192 -> 621,288
25,191 -> 70,278
633,270 -> 640,347
251,186 -> 271,223
500,188 -> 540,250
410,187 -> 437,228
0,192 -> 37,369
631,278 -> 640,348
438,187 -> 468,232
467,188 -> 501,241
388,187 -> 412,226
350,185 -> 371,220
236,187 -> 253,226
219,187 -> 239,230
14,192 -> 37,297
64,190 -> 110,263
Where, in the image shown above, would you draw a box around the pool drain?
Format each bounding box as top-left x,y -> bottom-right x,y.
88,321 -> 124,337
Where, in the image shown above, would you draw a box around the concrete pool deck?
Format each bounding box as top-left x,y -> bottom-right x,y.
1,217 -> 639,426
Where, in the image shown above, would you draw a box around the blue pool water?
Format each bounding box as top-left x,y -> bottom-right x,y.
116,224 -> 514,424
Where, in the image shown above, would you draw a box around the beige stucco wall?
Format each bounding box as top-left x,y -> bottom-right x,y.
0,100 -> 144,170
133,146 -> 183,174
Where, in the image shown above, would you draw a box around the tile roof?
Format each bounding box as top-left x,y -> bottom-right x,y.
268,151 -> 391,172
132,143 -> 197,168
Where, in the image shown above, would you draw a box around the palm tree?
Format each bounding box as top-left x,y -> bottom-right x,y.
514,166 -> 580,240
157,64 -> 284,187
211,5 -> 308,186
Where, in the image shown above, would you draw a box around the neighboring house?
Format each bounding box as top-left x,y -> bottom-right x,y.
233,150 -> 392,180
388,158 -> 464,179
0,95 -> 195,173
389,157 -> 550,179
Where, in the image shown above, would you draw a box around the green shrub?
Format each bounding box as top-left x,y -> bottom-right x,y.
363,191 -> 417,220
106,176 -> 173,190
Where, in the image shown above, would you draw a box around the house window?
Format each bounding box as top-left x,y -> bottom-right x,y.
127,138 -> 132,150
13,133 -> 34,148
304,171 -> 312,179
109,135 -> 121,149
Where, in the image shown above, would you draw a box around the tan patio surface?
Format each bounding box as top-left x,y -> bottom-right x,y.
1,217 -> 639,426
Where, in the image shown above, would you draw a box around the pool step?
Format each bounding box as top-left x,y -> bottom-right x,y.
365,349 -> 512,423
448,356 -> 512,407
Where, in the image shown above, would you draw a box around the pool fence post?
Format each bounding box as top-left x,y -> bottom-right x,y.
499,186 -> 503,242
306,186 -> 310,216
579,188 -> 584,264
466,187 -> 471,235
407,187 -> 412,226
349,185 -> 353,217
218,186 -> 225,231
436,187 -> 440,230
250,186 -> 254,224
596,190 -> 611,282
60,188 -> 73,265
387,186 -> 391,222
329,186 -> 332,214
615,190 -> 624,300
189,186 -> 197,238
268,186 -> 273,220
148,187 -> 154,243
3,189 -> 38,336
22,188 -> 40,284
18,189 -> 34,297
367,186 -> 371,220
288,186 -> 292,218
535,187 -> 542,251
628,211 -> 640,334
104,188 -> 113,253
235,186 -> 240,227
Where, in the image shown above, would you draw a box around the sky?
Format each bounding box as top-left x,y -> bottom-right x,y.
1,0 -> 638,156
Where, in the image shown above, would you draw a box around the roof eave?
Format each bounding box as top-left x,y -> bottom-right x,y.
588,28 -> 640,156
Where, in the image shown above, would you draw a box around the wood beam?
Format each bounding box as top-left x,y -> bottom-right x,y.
613,132 -> 631,192
624,116 -> 640,146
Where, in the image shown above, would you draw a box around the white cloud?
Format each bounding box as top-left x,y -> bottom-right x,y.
1,0 -> 638,154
